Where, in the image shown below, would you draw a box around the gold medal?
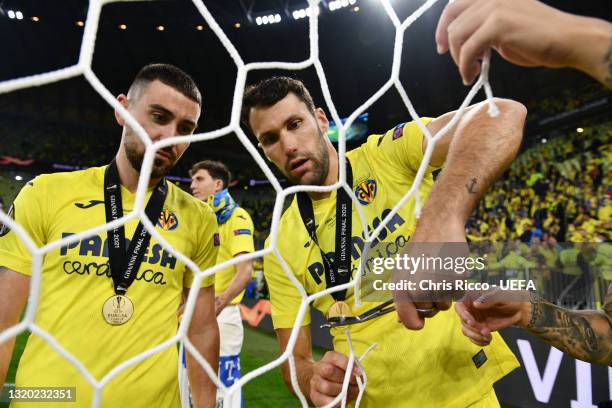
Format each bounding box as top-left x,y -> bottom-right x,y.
327,301 -> 354,320
102,294 -> 134,325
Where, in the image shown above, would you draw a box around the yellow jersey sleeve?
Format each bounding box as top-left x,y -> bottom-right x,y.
184,202 -> 218,288
0,177 -> 49,276
228,207 -> 255,256
367,118 -> 440,176
264,238 -> 311,329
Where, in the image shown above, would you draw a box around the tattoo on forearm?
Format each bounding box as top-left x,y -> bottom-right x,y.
465,178 -> 477,194
525,290 -> 612,365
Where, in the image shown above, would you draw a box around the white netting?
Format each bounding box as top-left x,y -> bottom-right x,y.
0,0 -> 500,406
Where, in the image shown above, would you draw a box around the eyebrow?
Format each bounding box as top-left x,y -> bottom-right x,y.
149,103 -> 197,130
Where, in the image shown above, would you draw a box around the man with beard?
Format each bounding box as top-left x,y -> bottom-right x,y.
241,76 -> 526,407
0,64 -> 219,407
188,160 -> 255,407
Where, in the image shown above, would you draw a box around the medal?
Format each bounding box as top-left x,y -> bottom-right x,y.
102,295 -> 134,325
102,160 -> 167,325
327,301 -> 354,320
297,159 -> 354,320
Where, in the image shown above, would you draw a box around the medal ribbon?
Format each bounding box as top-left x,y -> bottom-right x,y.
104,160 -> 168,295
297,159 -> 353,301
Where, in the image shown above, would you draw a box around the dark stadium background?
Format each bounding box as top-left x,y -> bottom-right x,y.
0,1 -> 611,407
0,0 -> 610,178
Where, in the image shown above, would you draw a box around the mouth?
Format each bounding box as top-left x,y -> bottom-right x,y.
155,150 -> 172,161
289,158 -> 309,175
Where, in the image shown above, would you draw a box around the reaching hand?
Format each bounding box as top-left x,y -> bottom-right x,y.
455,292 -> 531,346
435,0 -> 612,87
393,221 -> 466,330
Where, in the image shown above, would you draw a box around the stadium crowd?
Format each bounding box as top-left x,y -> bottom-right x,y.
466,122 -> 610,244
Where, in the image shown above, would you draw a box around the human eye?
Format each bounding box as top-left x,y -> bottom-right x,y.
287,119 -> 301,131
260,134 -> 277,147
178,123 -> 195,135
151,111 -> 167,123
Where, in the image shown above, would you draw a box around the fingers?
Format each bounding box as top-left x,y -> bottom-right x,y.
310,352 -> 360,407
458,20 -> 497,85
456,302 -> 493,346
446,1 -> 495,85
310,389 -> 337,407
433,300 -> 451,311
455,302 -> 481,329
461,322 -> 492,347
435,0 -> 478,54
394,295 -> 426,330
446,1 -> 488,67
471,301 -> 522,332
315,352 -> 359,383
310,385 -> 359,408
455,301 -> 490,337
436,0 -> 504,85
454,300 -> 472,321
455,302 -> 475,325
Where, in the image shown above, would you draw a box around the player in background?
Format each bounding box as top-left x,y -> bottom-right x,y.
0,64 -> 219,408
435,0 -> 612,365
190,160 -> 255,406
242,76 -> 527,407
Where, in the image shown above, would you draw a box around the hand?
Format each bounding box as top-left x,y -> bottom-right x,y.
214,295 -> 228,316
454,291 -> 532,346
310,351 -> 360,407
435,0 -> 587,85
393,220 -> 465,330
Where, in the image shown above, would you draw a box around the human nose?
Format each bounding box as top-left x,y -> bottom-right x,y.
279,131 -> 298,155
151,122 -> 177,142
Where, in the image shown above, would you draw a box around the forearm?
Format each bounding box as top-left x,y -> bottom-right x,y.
220,260 -> 253,304
0,267 -> 29,391
418,100 -> 525,231
521,294 -> 612,365
187,323 -> 220,407
0,338 -> 16,391
568,16 -> 612,89
277,327 -> 316,403
283,357 -> 315,403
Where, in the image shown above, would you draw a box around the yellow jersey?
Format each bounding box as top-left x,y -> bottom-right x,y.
0,166 -> 218,408
215,206 -> 255,305
264,119 -> 519,407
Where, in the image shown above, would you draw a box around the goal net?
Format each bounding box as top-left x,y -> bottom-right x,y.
0,0 -> 499,407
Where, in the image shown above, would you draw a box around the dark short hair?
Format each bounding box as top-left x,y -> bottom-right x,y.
129,63 -> 202,106
189,160 -> 231,189
241,76 -> 316,130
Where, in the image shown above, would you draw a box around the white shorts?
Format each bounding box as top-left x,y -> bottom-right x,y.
218,304 -> 244,357
217,305 -> 244,407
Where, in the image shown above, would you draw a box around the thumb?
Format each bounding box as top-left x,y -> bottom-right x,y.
472,300 -> 498,311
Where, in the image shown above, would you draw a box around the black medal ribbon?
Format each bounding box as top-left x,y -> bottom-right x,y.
104,160 -> 167,295
297,159 -> 353,301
